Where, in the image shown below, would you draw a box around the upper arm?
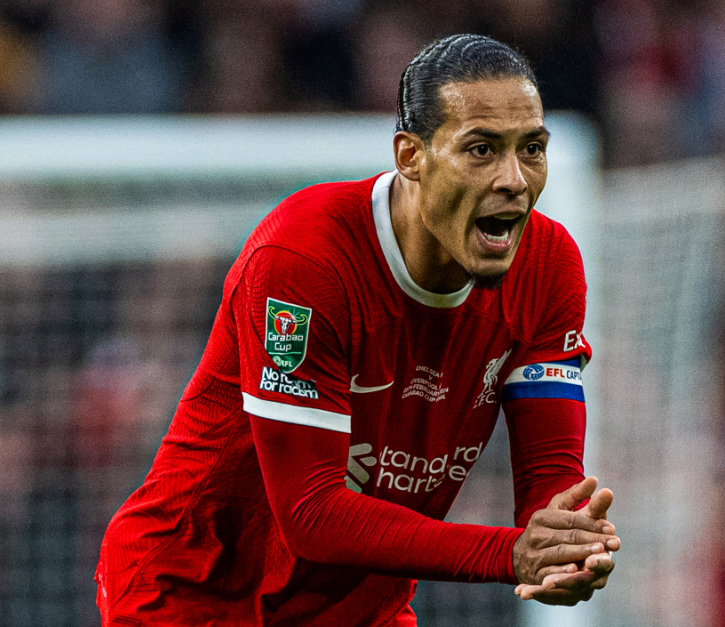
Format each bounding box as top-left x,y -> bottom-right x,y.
234,245 -> 353,432
519,227 -> 591,367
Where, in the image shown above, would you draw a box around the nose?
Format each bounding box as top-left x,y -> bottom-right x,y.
492,152 -> 527,196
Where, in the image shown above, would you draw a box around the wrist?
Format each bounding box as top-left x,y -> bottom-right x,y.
506,527 -> 527,585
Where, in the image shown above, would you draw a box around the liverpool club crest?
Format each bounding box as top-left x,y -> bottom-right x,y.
474,348 -> 512,408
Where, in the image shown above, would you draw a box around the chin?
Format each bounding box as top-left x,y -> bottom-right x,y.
467,270 -> 507,291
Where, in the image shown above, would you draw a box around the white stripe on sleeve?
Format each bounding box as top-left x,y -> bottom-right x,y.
242,392 -> 351,433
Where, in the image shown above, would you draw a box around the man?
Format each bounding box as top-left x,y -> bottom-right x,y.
96,34 -> 619,626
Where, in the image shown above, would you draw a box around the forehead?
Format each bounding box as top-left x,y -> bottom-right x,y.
435,78 -> 544,140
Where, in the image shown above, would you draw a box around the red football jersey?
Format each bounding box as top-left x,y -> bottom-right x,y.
96,172 -> 591,626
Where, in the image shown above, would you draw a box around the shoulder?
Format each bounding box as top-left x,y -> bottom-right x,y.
501,210 -> 587,333
513,210 -> 585,285
278,176 -> 378,212
504,211 -> 591,363
522,210 -> 581,260
225,174 -> 382,292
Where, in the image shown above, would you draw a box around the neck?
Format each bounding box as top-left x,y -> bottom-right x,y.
389,174 -> 469,294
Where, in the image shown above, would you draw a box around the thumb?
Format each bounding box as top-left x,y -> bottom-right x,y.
581,487 -> 614,520
547,476 -> 598,511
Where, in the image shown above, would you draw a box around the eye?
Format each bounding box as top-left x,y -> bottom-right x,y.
472,144 -> 492,157
524,143 -> 544,157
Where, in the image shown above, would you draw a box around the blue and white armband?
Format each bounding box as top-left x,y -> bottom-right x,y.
502,358 -> 585,402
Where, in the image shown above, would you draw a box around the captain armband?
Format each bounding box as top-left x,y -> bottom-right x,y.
502,358 -> 584,402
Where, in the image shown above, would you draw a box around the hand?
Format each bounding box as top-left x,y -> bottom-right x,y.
512,476 -> 620,605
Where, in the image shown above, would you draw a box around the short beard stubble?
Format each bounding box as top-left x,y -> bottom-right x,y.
466,270 -> 507,291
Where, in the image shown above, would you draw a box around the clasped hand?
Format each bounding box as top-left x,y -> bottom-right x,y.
513,476 -> 620,605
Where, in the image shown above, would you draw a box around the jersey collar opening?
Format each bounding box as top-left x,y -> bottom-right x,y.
371,171 -> 473,309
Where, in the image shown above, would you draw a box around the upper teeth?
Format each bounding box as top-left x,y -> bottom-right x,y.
493,214 -> 518,220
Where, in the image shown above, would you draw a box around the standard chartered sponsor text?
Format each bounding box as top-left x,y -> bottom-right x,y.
375,442 -> 483,494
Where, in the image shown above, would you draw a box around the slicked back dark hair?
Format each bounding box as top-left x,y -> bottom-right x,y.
396,34 -> 538,144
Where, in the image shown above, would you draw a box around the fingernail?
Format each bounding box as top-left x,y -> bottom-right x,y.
602,525 -> 615,535
606,538 -> 619,549
567,564 -> 577,573
590,543 -> 602,553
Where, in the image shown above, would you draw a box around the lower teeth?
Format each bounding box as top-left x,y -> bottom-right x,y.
485,230 -> 509,243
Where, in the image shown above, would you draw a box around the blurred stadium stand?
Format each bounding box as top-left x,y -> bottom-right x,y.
0,0 -> 722,166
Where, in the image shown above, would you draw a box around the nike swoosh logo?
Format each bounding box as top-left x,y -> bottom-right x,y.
350,374 -> 394,394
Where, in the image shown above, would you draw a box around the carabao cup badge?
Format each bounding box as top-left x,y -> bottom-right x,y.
265,297 -> 312,373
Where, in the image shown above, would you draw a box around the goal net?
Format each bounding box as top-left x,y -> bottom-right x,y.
585,156 -> 725,627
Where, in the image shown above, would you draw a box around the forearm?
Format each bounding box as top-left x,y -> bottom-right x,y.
505,397 -> 586,527
251,415 -> 522,584
290,475 -> 521,583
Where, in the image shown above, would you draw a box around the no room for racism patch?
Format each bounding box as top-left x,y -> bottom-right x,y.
259,366 -> 319,399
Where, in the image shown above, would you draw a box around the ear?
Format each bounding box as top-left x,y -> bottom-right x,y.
393,131 -> 426,182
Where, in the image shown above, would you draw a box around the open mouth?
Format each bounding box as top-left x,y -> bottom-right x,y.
475,214 -> 521,244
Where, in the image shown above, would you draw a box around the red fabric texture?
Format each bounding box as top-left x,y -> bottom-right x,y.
503,397 -> 587,527
249,415 -> 523,583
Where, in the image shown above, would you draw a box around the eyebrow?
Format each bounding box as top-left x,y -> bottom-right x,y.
458,126 -> 551,141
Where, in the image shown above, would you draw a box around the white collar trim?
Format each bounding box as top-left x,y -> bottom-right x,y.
371,171 -> 473,308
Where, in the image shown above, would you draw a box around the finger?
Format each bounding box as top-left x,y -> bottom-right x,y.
515,575 -> 562,596
550,569 -> 611,593
584,551 -> 617,574
517,586 -> 589,606
516,570 -> 594,600
525,571 -> 596,597
536,526 -> 621,550
533,508 -> 618,535
546,569 -> 597,590
517,570 -> 603,605
515,573 -> 563,599
547,476 -> 598,511
534,562 -> 579,581
528,589 -> 590,606
581,487 -> 614,520
584,572 -> 611,591
539,540 -> 611,567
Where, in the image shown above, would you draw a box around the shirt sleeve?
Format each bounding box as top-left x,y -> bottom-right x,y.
501,227 -> 590,526
249,413 -> 523,584
234,245 -> 353,432
518,227 -> 592,367
503,396 -> 586,527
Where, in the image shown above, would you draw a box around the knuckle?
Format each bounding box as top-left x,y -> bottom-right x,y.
531,510 -> 545,525
529,528 -> 546,548
570,528 -> 585,544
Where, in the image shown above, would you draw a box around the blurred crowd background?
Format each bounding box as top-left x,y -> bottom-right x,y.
0,1 -> 724,627
0,0 -> 723,166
